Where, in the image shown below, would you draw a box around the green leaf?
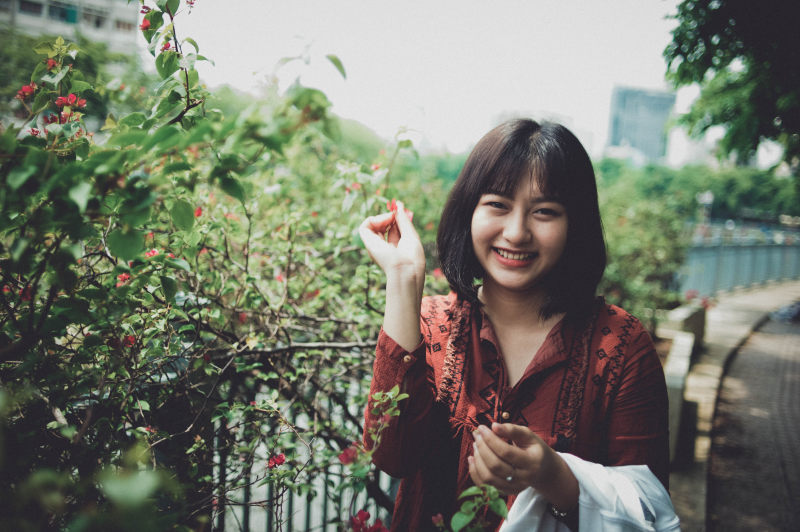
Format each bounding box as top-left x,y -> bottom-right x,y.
488,496 -> 508,518
137,399 -> 151,412
165,257 -> 191,272
160,275 -> 177,302
69,80 -> 92,94
155,51 -> 181,79
68,181 -> 93,213
170,199 -> 195,231
119,113 -> 146,127
450,512 -> 473,532
219,175 -> 246,203
7,166 -> 36,190
107,229 -> 144,261
326,54 -> 347,79
183,37 -> 199,53
166,0 -> 179,14
457,486 -> 483,499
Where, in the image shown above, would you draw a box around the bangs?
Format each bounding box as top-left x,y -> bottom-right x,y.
480,128 -> 567,203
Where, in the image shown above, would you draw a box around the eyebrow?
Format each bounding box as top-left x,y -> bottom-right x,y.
484,191 -> 563,204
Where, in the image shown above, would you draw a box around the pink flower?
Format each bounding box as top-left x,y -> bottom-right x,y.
338,443 -> 358,465
194,206 -> 202,217
275,273 -> 285,283
140,18 -> 150,31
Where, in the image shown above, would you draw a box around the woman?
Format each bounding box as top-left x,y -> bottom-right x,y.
359,119 -> 676,531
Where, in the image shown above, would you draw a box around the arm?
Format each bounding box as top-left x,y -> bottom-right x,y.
359,202 -> 437,476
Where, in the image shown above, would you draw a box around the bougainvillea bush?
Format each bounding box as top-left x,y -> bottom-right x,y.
0,1 -> 458,530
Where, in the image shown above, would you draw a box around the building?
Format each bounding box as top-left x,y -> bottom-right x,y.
606,86 -> 676,164
0,0 -> 139,53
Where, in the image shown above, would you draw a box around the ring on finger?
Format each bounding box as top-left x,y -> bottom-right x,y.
505,469 -> 514,483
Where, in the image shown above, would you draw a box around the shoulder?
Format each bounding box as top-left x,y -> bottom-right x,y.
421,292 -> 462,322
589,298 -> 654,352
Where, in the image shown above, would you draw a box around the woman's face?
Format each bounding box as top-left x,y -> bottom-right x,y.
470,176 -> 568,297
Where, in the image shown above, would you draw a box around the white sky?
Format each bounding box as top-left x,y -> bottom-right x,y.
163,0 -> 685,157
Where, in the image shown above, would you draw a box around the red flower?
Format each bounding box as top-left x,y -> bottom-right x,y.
19,286 -> 32,301
267,453 -> 286,469
144,425 -> 156,433
16,83 -> 36,100
145,248 -> 159,258
146,231 -> 155,240
431,513 -> 444,527
249,401 -> 256,406
351,182 -> 362,191
140,18 -> 151,31
338,443 -> 358,465
2,285 -> 10,294
123,335 -> 136,347
311,211 -> 318,217
198,247 -> 208,255
371,163 -> 381,171
194,206 -> 202,217
67,93 -> 76,105
432,267 -> 444,279
161,41 -> 171,52
116,272 -> 131,287
167,252 -> 176,258
29,128 -> 40,137
46,58 -> 57,70
275,273 -> 285,283
238,312 -> 247,324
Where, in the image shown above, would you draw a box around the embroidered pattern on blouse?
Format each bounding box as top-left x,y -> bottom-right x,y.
436,299 -> 472,416
551,305 -> 600,449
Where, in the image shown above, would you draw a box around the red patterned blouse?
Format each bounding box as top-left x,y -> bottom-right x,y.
364,293 -> 669,531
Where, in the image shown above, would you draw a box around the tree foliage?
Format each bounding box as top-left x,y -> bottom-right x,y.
664,0 -> 800,172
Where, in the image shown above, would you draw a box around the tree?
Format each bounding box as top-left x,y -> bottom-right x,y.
664,0 -> 800,173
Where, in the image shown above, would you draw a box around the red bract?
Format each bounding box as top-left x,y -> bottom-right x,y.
338,443 -> 358,465
140,18 -> 150,31
267,453 -> 286,469
123,335 -> 135,347
194,206 -> 202,217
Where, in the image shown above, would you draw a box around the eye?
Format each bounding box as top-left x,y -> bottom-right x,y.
533,206 -> 563,217
487,201 -> 507,209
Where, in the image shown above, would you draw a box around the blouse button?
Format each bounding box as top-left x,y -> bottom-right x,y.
402,355 -> 413,364
501,411 -> 511,420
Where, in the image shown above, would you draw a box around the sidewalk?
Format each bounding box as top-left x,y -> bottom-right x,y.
667,280 -> 800,531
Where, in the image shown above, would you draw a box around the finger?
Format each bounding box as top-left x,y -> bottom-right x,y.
393,201 -> 417,235
473,427 -> 516,479
360,212 -> 396,235
472,437 -> 520,494
475,425 -> 528,468
492,422 -> 542,449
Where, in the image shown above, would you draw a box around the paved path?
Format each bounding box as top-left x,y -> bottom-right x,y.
707,317 -> 800,531
668,280 -> 800,531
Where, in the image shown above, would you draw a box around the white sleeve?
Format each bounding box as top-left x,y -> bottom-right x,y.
500,453 -> 681,532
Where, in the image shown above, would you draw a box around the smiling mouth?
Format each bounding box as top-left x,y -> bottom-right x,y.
494,248 -> 536,261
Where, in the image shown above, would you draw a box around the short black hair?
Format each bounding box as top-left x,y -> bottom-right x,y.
436,118 -> 606,320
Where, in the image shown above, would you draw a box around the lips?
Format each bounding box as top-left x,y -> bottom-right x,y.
494,248 -> 536,261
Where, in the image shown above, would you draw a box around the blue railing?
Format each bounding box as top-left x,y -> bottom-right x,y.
678,243 -> 800,297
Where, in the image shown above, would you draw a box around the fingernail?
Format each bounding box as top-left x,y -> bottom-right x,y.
473,431 -> 482,442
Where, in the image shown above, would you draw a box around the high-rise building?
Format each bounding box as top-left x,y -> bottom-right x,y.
0,0 -> 139,53
606,86 -> 676,163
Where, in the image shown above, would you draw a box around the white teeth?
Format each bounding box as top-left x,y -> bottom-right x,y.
496,248 -> 534,261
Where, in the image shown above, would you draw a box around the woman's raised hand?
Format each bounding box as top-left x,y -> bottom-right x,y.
359,201 -> 426,351
359,200 -> 426,278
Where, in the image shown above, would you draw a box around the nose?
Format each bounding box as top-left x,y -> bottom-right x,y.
502,209 -> 531,245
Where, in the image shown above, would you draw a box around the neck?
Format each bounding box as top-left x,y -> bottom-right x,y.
478,280 -> 551,328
